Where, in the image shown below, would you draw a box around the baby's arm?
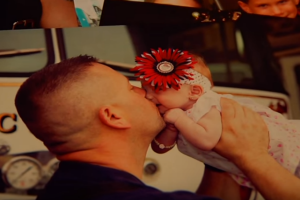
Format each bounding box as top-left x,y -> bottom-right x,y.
164,107 -> 222,151
151,123 -> 178,154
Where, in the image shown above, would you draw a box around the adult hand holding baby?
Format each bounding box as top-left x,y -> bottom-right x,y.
215,97 -> 300,200
214,97 -> 269,165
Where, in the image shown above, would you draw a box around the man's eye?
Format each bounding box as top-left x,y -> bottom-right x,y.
258,4 -> 268,8
278,0 -> 287,4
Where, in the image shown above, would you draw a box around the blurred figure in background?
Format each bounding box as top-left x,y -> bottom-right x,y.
0,0 -> 78,30
238,0 -> 299,18
40,0 -> 79,28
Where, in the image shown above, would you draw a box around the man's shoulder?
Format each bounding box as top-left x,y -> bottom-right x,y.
38,177 -> 219,200
88,189 -> 220,200
37,161 -> 220,200
140,190 -> 221,200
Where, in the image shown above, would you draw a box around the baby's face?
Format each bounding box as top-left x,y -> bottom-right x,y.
142,83 -> 194,114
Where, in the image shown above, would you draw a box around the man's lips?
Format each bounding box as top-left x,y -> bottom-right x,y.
156,104 -> 162,110
157,104 -> 167,115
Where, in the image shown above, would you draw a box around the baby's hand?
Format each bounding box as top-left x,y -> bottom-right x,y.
163,108 -> 185,124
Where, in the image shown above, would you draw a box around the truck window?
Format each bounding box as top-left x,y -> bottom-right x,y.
0,29 -> 54,76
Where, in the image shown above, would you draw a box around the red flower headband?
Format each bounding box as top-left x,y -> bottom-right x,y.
131,48 -> 197,92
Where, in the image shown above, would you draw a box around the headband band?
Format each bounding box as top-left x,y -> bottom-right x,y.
180,68 -> 212,93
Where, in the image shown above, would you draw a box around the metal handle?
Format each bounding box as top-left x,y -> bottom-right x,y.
0,48 -> 45,57
144,162 -> 158,176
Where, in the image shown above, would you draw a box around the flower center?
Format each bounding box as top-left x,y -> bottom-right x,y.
156,61 -> 174,74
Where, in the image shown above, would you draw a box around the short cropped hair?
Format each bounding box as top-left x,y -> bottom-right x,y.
15,55 -> 98,124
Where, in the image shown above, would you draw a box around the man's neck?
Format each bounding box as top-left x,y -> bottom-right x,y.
56,146 -> 148,179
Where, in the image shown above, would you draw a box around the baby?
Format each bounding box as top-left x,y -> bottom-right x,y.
131,48 -> 300,188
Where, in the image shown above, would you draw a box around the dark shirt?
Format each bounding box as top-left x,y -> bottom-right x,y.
36,161 -> 220,200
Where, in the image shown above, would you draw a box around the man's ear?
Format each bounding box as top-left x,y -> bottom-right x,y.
189,85 -> 203,101
238,1 -> 252,13
99,106 -> 131,129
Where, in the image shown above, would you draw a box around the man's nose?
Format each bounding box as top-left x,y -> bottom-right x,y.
133,86 -> 146,97
271,6 -> 284,16
145,91 -> 153,100
140,88 -> 146,97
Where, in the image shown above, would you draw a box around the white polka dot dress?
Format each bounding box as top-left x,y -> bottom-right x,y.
176,90 -> 300,189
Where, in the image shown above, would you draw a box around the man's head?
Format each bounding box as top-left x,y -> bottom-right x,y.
238,0 -> 299,18
15,55 -> 164,156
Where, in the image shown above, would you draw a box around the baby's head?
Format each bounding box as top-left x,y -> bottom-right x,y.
132,48 -> 213,113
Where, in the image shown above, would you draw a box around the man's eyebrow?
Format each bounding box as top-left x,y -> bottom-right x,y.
255,2 -> 268,6
253,1 -> 268,5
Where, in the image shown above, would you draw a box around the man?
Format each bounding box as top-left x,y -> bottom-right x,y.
238,0 -> 299,18
152,0 -> 202,8
15,55 -> 300,200
15,55 -> 215,200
